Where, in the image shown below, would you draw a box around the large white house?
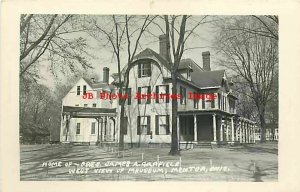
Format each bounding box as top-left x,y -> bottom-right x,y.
60,35 -> 257,148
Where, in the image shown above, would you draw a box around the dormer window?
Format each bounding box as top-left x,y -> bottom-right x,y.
138,62 -> 151,77
187,69 -> 191,78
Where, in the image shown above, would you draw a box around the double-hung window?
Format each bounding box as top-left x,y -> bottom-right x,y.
137,116 -> 151,135
155,115 -> 170,135
138,62 -> 151,77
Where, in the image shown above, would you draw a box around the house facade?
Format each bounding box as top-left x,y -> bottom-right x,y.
60,35 -> 257,147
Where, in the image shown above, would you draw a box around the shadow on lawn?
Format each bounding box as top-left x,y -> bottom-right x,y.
230,144 -> 278,155
233,160 -> 278,182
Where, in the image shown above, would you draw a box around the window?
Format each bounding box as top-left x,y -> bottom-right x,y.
83,85 -> 87,95
202,97 -> 205,109
138,62 -> 151,77
193,92 -> 199,109
75,104 -> 79,107
218,93 -> 221,109
210,94 -> 215,108
224,96 -> 227,111
137,116 -> 151,135
91,122 -> 96,134
92,103 -> 96,107
137,86 -> 151,104
222,95 -> 225,110
127,88 -> 131,105
211,98 -> 215,108
155,85 -> 169,103
76,123 -> 80,134
84,104 -> 88,108
155,115 -> 170,135
180,86 -> 186,105
77,86 -> 80,95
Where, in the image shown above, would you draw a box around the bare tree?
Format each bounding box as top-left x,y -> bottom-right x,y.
20,14 -> 94,80
215,25 -> 278,142
163,15 -> 209,155
87,15 -> 156,151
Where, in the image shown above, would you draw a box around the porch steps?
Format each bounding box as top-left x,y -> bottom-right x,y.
194,141 -> 212,149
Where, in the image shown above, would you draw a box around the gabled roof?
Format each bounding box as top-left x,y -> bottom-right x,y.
191,70 -> 226,88
134,48 -> 171,70
115,48 -> 228,90
179,58 -> 204,72
82,77 -> 115,91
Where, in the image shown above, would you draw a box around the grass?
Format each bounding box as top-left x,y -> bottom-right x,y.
20,142 -> 278,181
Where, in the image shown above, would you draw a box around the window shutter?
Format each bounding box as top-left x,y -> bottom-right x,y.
127,88 -> 131,105
149,64 -> 152,76
166,85 -> 169,103
137,116 -> 140,135
138,87 -> 141,104
147,86 -> 151,104
166,115 -> 170,134
155,86 -> 159,103
155,115 -> 159,135
180,87 -> 183,104
147,116 -> 151,135
138,64 -> 141,78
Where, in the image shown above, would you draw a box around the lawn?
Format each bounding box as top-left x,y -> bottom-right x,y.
20,142 -> 278,181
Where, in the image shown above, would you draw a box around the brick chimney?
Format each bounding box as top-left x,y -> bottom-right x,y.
103,67 -> 109,84
159,34 -> 170,60
202,51 -> 211,71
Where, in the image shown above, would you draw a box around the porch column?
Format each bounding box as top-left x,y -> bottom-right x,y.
213,114 -> 217,142
249,124 -> 252,143
241,121 -> 245,143
226,118 -> 229,141
248,123 -> 251,143
220,117 -> 223,141
231,117 -> 235,142
193,114 -> 197,142
252,125 -> 255,143
177,116 -> 180,145
236,121 -> 240,141
239,121 -> 242,143
246,122 -> 249,143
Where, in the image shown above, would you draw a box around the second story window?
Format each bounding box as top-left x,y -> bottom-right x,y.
194,92 -> 199,109
137,86 -> 151,104
84,104 -> 88,108
83,85 -> 87,95
155,85 -> 169,103
77,86 -> 80,95
92,103 -> 96,107
138,62 -> 151,78
180,86 -> 186,105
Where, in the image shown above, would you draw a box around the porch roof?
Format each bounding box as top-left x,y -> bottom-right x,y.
177,109 -> 235,116
62,106 -> 116,118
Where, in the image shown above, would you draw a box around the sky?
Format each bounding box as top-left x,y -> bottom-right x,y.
38,15 -> 225,90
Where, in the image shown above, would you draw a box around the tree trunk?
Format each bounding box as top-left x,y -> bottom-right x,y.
259,112 -> 266,143
118,101 -> 125,151
169,75 -> 180,155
